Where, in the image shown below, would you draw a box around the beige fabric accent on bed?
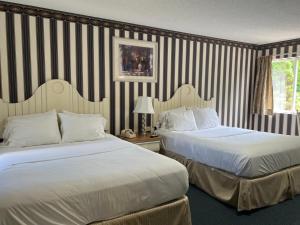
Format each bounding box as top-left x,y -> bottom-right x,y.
162,149 -> 300,211
91,196 -> 191,225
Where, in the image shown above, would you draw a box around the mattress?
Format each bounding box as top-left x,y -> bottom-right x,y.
0,135 -> 188,225
158,126 -> 300,178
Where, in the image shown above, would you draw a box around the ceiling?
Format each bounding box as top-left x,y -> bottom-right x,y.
5,0 -> 300,44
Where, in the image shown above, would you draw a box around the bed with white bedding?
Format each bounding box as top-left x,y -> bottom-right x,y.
153,84 -> 300,211
0,135 -> 189,225
0,80 -> 191,225
159,126 -> 300,178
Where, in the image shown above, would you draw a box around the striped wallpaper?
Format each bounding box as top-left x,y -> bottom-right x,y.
0,3 -> 256,135
250,40 -> 300,136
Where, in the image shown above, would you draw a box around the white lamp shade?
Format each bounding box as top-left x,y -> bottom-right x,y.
133,96 -> 154,114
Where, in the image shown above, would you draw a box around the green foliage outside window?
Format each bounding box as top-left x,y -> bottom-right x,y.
297,61 -> 300,111
272,58 -> 300,112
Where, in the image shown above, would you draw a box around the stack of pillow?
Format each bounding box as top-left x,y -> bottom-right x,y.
2,110 -> 107,147
158,106 -> 220,131
2,106 -> 220,147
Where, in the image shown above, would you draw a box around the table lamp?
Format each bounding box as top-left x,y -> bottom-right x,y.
133,96 -> 154,136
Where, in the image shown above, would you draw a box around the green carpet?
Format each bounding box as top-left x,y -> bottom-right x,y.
187,185 -> 300,225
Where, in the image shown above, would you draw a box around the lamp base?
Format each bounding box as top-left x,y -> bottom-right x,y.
141,113 -> 147,136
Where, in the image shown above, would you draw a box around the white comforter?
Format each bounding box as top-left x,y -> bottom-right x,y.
0,135 -> 188,225
159,126 -> 300,178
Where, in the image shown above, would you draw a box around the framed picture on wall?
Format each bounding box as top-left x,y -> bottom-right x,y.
113,37 -> 158,82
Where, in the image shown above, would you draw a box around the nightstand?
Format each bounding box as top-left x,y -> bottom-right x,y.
120,134 -> 160,152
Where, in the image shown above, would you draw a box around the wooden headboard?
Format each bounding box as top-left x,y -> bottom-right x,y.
153,84 -> 215,126
0,80 -> 110,136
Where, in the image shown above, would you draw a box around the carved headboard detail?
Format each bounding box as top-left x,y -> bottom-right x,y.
0,79 -> 110,136
153,84 -> 215,126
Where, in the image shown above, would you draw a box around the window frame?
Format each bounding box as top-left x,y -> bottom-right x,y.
272,57 -> 300,114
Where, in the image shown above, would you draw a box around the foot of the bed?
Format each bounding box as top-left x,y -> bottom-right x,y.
90,196 -> 192,225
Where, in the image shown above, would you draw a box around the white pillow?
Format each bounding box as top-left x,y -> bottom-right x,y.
3,110 -> 61,147
190,107 -> 220,129
166,110 -> 198,131
158,107 -> 186,128
58,112 -> 106,143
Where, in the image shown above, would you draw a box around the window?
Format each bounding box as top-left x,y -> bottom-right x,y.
272,58 -> 300,113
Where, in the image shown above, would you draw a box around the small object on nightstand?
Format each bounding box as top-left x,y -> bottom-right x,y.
151,126 -> 158,137
120,129 -> 136,139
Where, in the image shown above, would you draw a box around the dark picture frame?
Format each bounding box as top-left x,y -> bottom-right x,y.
113,37 -> 158,82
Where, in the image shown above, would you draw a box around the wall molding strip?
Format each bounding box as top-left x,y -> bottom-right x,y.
0,1 -> 257,49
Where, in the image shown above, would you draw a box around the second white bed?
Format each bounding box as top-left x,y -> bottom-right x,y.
159,126 -> 300,178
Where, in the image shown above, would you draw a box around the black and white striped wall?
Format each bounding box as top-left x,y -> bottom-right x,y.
0,2 -> 257,134
250,40 -> 300,135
